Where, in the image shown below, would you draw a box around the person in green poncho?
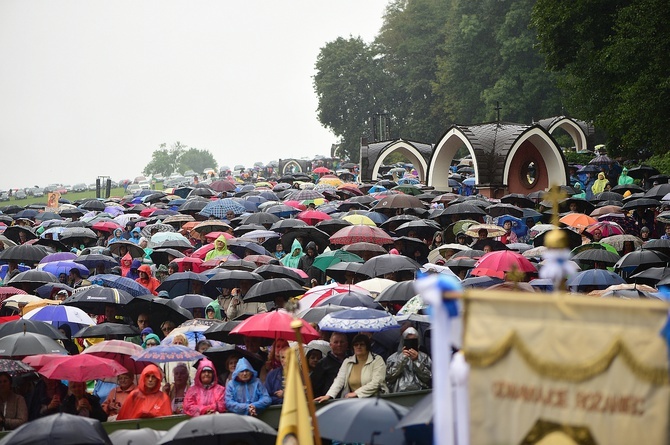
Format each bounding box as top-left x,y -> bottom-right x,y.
572,182 -> 586,199
280,239 -> 304,268
618,167 -> 634,185
205,235 -> 232,261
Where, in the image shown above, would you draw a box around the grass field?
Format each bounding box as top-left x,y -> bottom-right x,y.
1,186 -> 164,208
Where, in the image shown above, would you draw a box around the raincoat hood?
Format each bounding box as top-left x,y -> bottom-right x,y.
305,241 -> 317,255
598,172 -> 606,180
194,358 -> 219,388
113,228 -> 123,238
138,363 -> 163,394
131,227 -> 141,236
120,252 -> 133,268
280,239 -> 304,268
214,235 -> 228,249
137,264 -> 152,276
231,357 -> 258,381
142,333 -> 161,349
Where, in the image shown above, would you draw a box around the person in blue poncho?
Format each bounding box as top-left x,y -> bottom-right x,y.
225,357 -> 271,417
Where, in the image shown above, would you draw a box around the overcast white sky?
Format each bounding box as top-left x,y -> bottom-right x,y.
0,1 -> 388,191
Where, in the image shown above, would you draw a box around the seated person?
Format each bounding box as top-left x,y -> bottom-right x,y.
385,327 -> 432,393
61,381 -> 107,422
116,364 -> 172,420
225,358 -> 271,417
265,345 -> 290,405
0,372 -> 28,430
101,372 -> 136,421
183,359 -> 226,417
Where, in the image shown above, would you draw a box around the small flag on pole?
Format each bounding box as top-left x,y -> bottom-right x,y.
276,347 -> 315,445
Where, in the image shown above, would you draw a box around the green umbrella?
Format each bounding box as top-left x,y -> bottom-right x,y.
312,249 -> 364,272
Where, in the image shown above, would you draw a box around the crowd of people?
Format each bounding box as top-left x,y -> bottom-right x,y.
0,159 -> 666,431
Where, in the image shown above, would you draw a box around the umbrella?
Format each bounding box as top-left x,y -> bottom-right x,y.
295,210 -> 332,225
82,339 -> 147,374
318,306 -> 399,332
2,226 -> 38,245
132,344 -> 205,364
312,249 -> 364,272
394,220 -> 442,239
150,248 -> 186,265
73,253 -> 119,272
470,250 -> 536,280
464,223 -> 506,238
315,218 -> 353,236
230,310 -> 320,342
156,271 -> 209,298
571,248 -> 621,267
23,305 -> 97,331
600,234 -> 644,252
316,397 -> 409,445
376,281 -> 418,304
583,221 -> 624,238
0,359 -> 35,376
157,412 -> 277,445
642,239 -> 670,256
533,228 -> 583,250
40,260 -> 90,278
486,203 -> 524,218
357,254 -> 422,279
325,262 -> 367,284
74,323 -> 140,339
371,193 -> 425,210
269,218 -> 308,233
172,294 -> 214,311
0,319 -> 66,340
226,239 -> 272,258
566,269 -> 626,292
242,278 -> 306,303
317,290 -> 383,309
614,250 -> 670,274
0,332 -> 68,358
38,252 -> 78,264
59,227 -> 98,246
296,304 -> 349,324
621,198 -> 661,210
204,270 -> 264,296
0,244 -> 49,264
630,267 -> 670,286
202,319 -> 251,344
280,226 -> 331,253
216,259 -> 257,272
330,225 -> 394,246
199,199 -> 247,218
6,269 -> 59,291
253,264 -> 305,284
644,183 -> 670,200
0,412 -> 112,445
120,295 -> 194,333
109,429 -> 166,445
342,242 -> 388,259
61,286 -> 134,315
38,354 -> 129,382
559,213 -> 597,230
192,220 -> 233,236
108,240 -> 145,258
626,165 -> 659,179
89,274 -> 151,297
461,276 -> 505,288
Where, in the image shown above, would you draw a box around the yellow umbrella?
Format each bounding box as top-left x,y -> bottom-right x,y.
342,215 -> 376,226
21,299 -> 60,316
318,177 -> 343,187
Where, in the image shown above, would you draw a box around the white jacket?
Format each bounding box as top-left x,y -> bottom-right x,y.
326,352 -> 388,398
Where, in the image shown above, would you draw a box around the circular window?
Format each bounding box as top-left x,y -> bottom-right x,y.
520,160 -> 538,189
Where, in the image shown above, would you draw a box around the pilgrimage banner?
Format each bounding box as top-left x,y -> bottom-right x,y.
463,291 -> 670,444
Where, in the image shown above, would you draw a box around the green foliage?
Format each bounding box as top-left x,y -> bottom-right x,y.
563,151 -> 594,165
531,0 -> 670,158
144,142 -> 217,177
645,152 -> 670,176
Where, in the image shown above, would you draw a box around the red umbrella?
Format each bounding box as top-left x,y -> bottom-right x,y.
204,231 -> 234,242
313,167 -> 330,174
38,354 -> 129,381
22,353 -> 67,370
229,310 -> 320,342
91,221 -> 122,233
471,250 -> 537,280
283,200 -> 307,211
584,221 -> 624,238
172,256 -> 205,272
298,283 -> 371,309
191,243 -> 214,260
295,210 -> 332,226
330,225 -> 394,246
82,339 -> 148,374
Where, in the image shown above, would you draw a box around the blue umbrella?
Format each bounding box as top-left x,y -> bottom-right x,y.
0,264 -> 30,281
41,260 -> 90,278
89,274 -> 150,297
131,344 -> 205,363
264,204 -> 300,218
199,199 -> 247,218
566,269 -> 626,292
529,278 -> 554,292
494,215 -> 528,238
461,276 -> 504,288
368,185 -> 387,194
318,307 -> 399,333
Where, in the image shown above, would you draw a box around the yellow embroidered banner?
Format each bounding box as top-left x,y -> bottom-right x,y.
463,291 -> 670,444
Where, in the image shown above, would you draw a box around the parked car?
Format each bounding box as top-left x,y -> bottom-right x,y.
126,184 -> 142,194
33,187 -> 44,197
14,190 -> 27,200
88,184 -> 97,191
73,183 -> 88,192
0,192 -> 9,202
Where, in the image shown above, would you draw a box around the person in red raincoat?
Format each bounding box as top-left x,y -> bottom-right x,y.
116,364 -> 172,420
135,264 -> 160,295
183,359 -> 226,416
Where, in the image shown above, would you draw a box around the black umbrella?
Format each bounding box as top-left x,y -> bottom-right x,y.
280,226 -> 330,253
253,264 -> 306,284
316,398 -> 408,445
630,267 -> 670,286
644,183 -> 670,199
109,428 -> 165,445
240,212 -> 280,229
242,278 -> 306,303
461,276 -> 505,288
108,240 -> 145,258
0,319 -> 66,340
74,323 -> 140,339
486,203 -> 524,218
6,269 -> 59,292
615,250 -> 670,275
217,259 -> 257,272
376,280 -> 418,304
119,295 -> 194,334
621,198 -> 661,210
157,412 -> 276,445
533,228 -> 583,250
62,286 -> 135,315
358,254 -> 422,279
558,197 -> 595,215
297,304 -> 348,324
79,200 -> 107,211
73,253 -> 119,272
642,239 -> 670,256
150,248 -> 186,265
172,294 -> 214,311
394,220 -> 442,239
0,412 -> 112,445
202,316 -> 254,344
0,244 -> 49,264
227,239 -> 272,258
156,271 -> 209,298
393,236 -> 430,260
593,191 -> 624,203
395,393 -> 433,444
177,198 -> 209,213
204,270 -> 264,297
611,183 -> 644,194
325,261 -> 367,283
500,193 -> 535,208
571,249 -> 621,267
268,218 -> 308,233
2,226 -> 38,245
627,165 -> 659,180
0,332 -> 68,358
315,218 -> 353,236
59,227 -> 98,247
152,239 -> 193,251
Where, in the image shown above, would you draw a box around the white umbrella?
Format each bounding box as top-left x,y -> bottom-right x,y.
355,278 -> 396,296
318,306 -> 399,333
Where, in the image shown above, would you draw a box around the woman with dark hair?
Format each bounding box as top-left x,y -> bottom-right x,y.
58,324 -> 79,355
0,372 -> 28,430
314,334 -> 387,402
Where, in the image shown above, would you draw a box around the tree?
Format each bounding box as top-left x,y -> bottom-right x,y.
313,37 -> 393,161
178,148 -> 218,175
143,142 -> 218,177
531,0 -> 670,158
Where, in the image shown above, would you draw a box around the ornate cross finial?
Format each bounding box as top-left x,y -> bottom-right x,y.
495,101 -> 502,122
505,264 -> 526,286
545,184 -> 567,227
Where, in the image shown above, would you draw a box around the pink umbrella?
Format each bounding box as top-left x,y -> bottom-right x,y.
298,283 -> 371,309
230,310 -> 320,342
471,250 -> 537,280
82,339 -> 148,374
38,354 -> 128,381
22,353 -> 69,371
295,210 -> 332,226
584,221 -> 625,238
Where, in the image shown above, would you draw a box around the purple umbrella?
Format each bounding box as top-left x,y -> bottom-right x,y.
41,261 -> 90,278
104,206 -> 125,217
38,252 -> 78,264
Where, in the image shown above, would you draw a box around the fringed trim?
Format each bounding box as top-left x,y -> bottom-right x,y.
464,331 -> 669,385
